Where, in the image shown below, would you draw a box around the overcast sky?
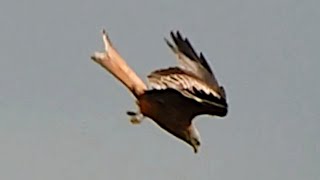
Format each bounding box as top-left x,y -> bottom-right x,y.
0,0 -> 319,180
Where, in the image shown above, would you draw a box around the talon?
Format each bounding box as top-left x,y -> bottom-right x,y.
127,111 -> 137,116
127,111 -> 144,125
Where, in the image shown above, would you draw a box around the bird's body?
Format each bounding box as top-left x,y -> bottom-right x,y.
92,30 -> 228,153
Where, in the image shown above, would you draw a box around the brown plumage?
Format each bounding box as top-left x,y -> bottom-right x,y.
91,30 -> 228,153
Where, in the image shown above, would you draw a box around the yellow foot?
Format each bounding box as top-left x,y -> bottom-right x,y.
130,117 -> 142,124
127,111 -> 144,125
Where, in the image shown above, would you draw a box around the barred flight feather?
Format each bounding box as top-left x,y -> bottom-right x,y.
148,67 -> 227,108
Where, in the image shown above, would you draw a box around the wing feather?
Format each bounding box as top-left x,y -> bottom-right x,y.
165,31 -> 224,96
148,67 -> 227,108
170,31 -> 213,74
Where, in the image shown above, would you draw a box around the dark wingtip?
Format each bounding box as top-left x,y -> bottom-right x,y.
164,38 -> 173,48
170,31 -> 176,41
170,30 -> 184,40
176,30 -> 183,40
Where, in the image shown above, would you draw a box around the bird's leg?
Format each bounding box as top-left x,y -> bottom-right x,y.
127,111 -> 144,124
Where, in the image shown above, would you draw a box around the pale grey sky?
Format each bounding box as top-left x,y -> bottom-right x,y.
0,0 -> 319,180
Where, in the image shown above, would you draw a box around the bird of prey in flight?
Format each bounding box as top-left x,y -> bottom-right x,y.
91,30 -> 228,153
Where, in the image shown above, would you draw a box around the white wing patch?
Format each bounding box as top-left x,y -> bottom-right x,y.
148,72 -> 221,99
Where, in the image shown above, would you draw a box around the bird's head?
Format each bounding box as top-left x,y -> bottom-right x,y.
185,125 -> 201,153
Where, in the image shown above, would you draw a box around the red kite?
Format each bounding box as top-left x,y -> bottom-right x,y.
91,30 -> 228,153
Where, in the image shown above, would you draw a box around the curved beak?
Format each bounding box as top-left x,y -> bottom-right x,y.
192,145 -> 199,153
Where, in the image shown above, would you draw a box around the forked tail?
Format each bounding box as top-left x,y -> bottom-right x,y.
91,30 -> 147,98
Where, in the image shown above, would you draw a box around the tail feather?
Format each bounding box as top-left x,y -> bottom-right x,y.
91,30 -> 147,98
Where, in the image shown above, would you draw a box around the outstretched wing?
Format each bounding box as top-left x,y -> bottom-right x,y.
166,31 -> 213,74
165,31 -> 226,99
148,67 -> 228,109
